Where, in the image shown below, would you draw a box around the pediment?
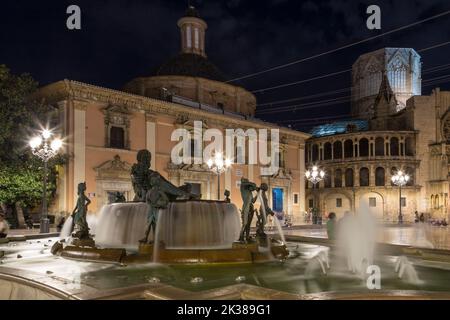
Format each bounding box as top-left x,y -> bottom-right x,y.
94,155 -> 132,180
102,104 -> 132,115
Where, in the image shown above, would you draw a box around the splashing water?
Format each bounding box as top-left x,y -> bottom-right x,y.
305,252 -> 328,277
337,202 -> 376,275
59,214 -> 98,239
254,190 -> 286,253
394,256 -> 422,285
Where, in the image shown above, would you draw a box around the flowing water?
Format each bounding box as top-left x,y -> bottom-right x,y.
75,201 -> 241,250
255,190 -> 286,245
19,200 -> 447,298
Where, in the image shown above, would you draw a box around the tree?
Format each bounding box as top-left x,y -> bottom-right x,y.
0,65 -> 60,227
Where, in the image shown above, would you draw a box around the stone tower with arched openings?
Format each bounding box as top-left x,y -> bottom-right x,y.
351,48 -> 421,119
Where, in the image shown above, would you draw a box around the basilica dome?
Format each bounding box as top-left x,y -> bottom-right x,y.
156,53 -> 225,82
123,6 -> 256,117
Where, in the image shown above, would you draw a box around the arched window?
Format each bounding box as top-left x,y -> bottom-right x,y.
324,174 -> 332,188
312,144 -> 319,161
375,137 -> 384,156
359,138 -> 369,157
390,137 -> 399,156
359,167 -> 370,186
431,195 -> 434,209
345,168 -> 354,187
344,140 -> 353,158
333,141 -> 342,159
405,137 -> 414,156
334,169 -> 342,187
323,142 -> 332,160
375,167 -> 385,186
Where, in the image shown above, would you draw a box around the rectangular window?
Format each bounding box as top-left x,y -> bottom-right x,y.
336,198 -> 342,208
369,197 -> 377,207
401,197 -> 406,207
186,26 -> 192,48
293,193 -> 299,205
110,126 -> 125,149
308,199 -> 314,209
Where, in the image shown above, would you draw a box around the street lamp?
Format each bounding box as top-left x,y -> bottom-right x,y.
29,129 -> 63,233
305,166 -> 325,224
206,152 -> 232,200
391,170 -> 410,224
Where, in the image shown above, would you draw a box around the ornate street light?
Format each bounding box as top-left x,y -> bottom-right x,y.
305,165 -> 325,224
206,152 -> 232,200
29,129 -> 63,233
391,170 -> 410,224
305,165 -> 325,185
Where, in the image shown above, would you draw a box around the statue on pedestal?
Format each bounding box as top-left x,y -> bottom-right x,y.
131,149 -> 195,201
224,189 -> 231,203
140,175 -> 169,244
255,183 -> 274,241
71,182 -> 91,240
239,178 -> 258,242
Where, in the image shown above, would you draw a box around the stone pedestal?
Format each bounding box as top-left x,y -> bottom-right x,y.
232,241 -> 259,253
71,237 -> 96,247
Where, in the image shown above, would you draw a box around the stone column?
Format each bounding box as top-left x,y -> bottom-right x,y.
354,165 -> 360,187
146,113 -> 157,170
57,100 -> 68,213
73,100 -> 86,205
331,142 -> 334,160
370,164 -> 375,186
299,146 -> 306,213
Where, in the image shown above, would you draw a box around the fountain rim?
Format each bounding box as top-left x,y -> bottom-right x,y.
113,199 -> 231,204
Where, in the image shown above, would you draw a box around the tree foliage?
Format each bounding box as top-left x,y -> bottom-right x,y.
0,65 -> 60,209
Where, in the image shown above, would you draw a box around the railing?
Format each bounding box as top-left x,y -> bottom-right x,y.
306,155 -> 417,165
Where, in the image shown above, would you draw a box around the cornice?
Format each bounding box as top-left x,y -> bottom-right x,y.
35,79 -> 311,143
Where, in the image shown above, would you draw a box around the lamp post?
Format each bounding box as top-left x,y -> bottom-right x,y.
391,170 -> 410,224
29,129 -> 62,233
206,152 -> 232,200
305,166 -> 325,224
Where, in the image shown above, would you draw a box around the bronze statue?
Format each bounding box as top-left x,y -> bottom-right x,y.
238,178 -> 258,242
255,183 -> 274,241
131,149 -> 195,201
113,192 -> 126,203
224,189 -> 231,203
141,175 -> 169,244
71,182 -> 91,239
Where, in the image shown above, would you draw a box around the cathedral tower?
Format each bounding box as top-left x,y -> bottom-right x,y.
351,48 -> 421,119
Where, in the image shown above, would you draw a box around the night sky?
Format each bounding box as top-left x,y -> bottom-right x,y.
1,0 -> 449,131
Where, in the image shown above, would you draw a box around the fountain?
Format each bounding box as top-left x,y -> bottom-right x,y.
3,152 -> 450,299
52,149 -> 288,264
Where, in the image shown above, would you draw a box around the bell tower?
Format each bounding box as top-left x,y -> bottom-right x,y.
177,6 -> 207,57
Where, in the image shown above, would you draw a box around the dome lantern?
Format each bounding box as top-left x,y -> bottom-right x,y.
177,6 -> 207,57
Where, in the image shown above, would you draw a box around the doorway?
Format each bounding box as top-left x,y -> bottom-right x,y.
272,188 -> 284,212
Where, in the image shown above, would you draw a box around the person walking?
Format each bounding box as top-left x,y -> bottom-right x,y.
326,212 -> 337,240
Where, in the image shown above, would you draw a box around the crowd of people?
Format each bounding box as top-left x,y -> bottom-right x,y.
414,211 -> 448,226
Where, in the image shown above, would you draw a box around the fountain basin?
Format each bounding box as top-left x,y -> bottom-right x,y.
56,200 -> 289,264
